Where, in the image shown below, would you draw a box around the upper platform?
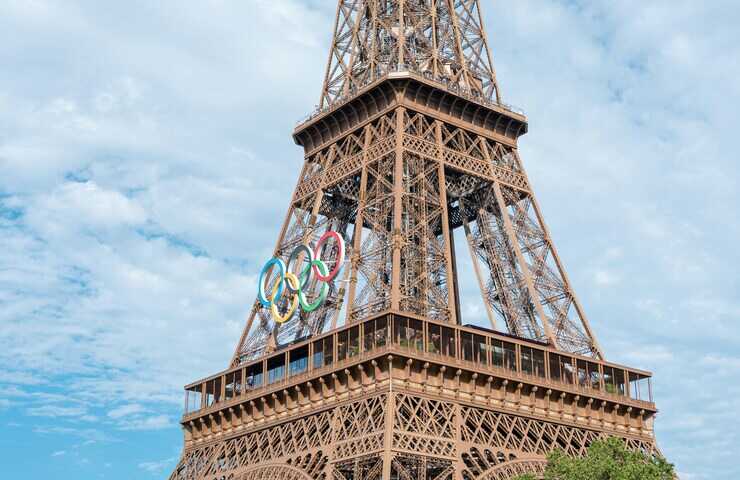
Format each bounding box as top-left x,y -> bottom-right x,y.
293,68 -> 528,155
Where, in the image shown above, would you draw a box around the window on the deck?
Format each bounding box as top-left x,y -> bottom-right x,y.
185,385 -> 202,413
475,335 -> 488,365
290,345 -> 309,377
441,326 -> 456,357
462,332 -> 474,361
225,370 -> 242,400
205,377 -> 221,406
375,317 -> 388,348
615,368 -> 627,395
603,366 -> 626,395
394,317 -> 423,351
312,336 -> 333,369
577,360 -> 589,387
521,346 -> 533,375
348,326 -> 360,358
629,372 -> 652,402
267,354 -> 286,384
363,317 -> 388,352
363,320 -> 375,352
245,363 -> 263,390
588,362 -> 602,390
532,348 -> 545,378
427,323 -> 441,354
492,340 -> 516,371
337,330 -> 348,361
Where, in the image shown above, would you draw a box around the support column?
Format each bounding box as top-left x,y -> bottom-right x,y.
343,126 -> 373,325
435,120 -> 459,324
391,107 -> 406,311
491,181 -> 558,348
382,362 -> 396,479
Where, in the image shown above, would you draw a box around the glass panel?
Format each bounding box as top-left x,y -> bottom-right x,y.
409,319 -> 423,351
615,369 -> 626,395
629,372 -> 652,401
323,336 -> 333,366
338,330 -> 348,361
363,320 -> 375,351
213,377 -> 221,403
267,355 -> 286,384
441,327 -> 456,357
290,346 -> 309,376
492,340 -> 516,370
561,356 -> 575,384
186,386 -> 202,413
395,317 -> 408,347
520,346 -> 533,375
532,349 -> 545,378
224,373 -> 233,400
588,362 -> 601,390
245,363 -> 263,390
603,367 -> 615,394
376,317 -> 387,347
548,353 -> 561,382
312,339 -> 324,369
577,360 -> 589,387
428,324 -> 441,354
503,341 -> 516,371
475,335 -> 488,365
348,326 -> 360,357
225,371 -> 241,400
205,379 -> 216,406
462,332 -> 474,362
492,340 -> 504,368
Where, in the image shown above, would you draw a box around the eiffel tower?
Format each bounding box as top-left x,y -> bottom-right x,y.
170,2 -> 660,479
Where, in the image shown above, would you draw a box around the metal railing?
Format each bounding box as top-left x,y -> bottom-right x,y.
296,64 -> 525,127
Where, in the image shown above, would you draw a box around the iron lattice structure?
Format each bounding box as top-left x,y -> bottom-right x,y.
170,2 -> 661,479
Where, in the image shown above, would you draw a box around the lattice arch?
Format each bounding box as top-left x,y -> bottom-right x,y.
239,464 -> 314,480
477,459 -> 548,480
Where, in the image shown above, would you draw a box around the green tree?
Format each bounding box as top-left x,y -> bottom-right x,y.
514,438 -> 674,480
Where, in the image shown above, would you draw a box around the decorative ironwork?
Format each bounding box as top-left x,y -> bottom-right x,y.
170,2 -> 663,478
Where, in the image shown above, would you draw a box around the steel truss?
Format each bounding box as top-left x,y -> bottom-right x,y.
321,0 -> 501,108
233,103 -> 602,363
170,1 -> 664,478
170,391 -> 655,480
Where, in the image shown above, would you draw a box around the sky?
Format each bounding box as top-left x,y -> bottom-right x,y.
0,1 -> 738,479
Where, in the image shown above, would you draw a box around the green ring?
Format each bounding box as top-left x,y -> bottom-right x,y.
299,260 -> 330,312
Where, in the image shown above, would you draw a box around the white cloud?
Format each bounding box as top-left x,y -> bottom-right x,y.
108,403 -> 146,419
593,269 -> 619,287
138,457 -> 176,474
119,414 -> 172,431
36,181 -> 147,228
27,405 -> 88,418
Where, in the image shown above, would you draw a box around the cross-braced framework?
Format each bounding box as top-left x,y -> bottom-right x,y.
171,349 -> 658,480
321,0 -> 501,108
171,1 -> 663,478
233,101 -> 602,362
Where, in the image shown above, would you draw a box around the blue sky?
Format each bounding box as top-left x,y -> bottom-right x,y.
1,1 -> 739,479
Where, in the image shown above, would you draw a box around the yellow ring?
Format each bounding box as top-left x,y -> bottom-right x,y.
270,272 -> 300,323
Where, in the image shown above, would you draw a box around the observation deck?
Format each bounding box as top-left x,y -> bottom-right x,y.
179,312 -> 656,450
293,67 -> 529,155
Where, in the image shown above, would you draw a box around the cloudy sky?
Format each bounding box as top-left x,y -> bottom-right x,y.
1,1 -> 738,478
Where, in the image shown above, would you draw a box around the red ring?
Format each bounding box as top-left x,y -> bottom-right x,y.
312,231 -> 345,281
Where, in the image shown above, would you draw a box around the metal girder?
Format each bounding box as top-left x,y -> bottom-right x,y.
320,0 -> 501,109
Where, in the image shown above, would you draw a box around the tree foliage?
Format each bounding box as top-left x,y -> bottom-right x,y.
514,438 -> 674,480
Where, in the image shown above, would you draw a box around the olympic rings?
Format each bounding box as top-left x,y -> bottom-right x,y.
313,231 -> 345,281
257,231 -> 345,323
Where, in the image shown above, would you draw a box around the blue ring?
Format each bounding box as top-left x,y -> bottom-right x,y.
285,244 -> 314,294
258,258 -> 285,307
